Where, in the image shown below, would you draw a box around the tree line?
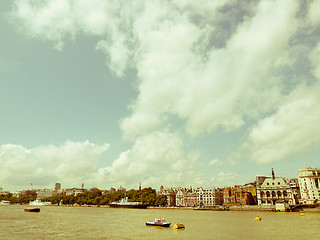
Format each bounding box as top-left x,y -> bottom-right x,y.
1,187 -> 167,206
0,193 -> 35,204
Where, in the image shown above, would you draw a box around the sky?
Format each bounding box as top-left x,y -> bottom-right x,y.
0,0 -> 319,192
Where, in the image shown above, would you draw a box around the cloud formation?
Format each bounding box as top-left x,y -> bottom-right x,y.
96,131 -> 206,188
5,0 -> 320,190
245,83 -> 320,163
0,141 -> 109,191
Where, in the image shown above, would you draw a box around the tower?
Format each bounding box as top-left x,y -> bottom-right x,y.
271,168 -> 275,180
55,183 -> 61,193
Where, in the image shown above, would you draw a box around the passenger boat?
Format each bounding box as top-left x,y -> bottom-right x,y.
24,208 -> 40,212
109,197 -> 148,209
146,218 -> 171,227
29,199 -> 52,206
0,200 -> 11,205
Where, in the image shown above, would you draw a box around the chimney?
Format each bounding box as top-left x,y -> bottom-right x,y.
272,168 -> 275,180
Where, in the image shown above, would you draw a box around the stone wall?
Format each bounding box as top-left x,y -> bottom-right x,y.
228,205 -> 275,211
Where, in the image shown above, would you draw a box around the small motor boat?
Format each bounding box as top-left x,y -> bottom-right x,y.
24,208 -> 40,212
146,218 -> 171,227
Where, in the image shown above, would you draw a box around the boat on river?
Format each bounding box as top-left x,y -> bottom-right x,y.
109,197 -> 148,209
24,208 -> 40,212
0,200 -> 11,205
29,199 -> 52,206
146,218 -> 171,227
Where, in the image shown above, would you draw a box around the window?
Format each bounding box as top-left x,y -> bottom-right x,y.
267,183 -> 269,186
278,182 -> 280,185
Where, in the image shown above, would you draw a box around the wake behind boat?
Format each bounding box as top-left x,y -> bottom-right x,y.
109,197 -> 148,209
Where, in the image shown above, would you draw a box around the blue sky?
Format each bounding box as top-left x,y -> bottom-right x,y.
0,0 -> 319,192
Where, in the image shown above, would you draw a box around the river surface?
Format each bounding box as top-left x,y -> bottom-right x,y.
0,205 -> 319,239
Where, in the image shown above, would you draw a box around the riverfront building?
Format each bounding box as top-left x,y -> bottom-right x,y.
223,185 -> 256,206
196,187 -> 215,207
159,186 -> 219,207
36,189 -> 54,199
159,186 -> 176,207
256,169 -> 297,206
298,167 -> 320,204
184,188 -> 197,207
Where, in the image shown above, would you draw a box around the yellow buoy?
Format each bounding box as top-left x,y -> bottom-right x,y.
173,223 -> 185,229
300,213 -> 304,216
255,217 -> 262,221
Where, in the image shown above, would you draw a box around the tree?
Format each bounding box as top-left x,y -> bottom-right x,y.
155,195 -> 167,207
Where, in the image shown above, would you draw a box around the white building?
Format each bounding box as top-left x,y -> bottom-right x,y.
196,187 -> 215,207
298,168 -> 320,204
175,188 -> 185,207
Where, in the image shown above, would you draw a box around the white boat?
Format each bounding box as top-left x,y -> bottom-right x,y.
146,218 -> 171,227
109,197 -> 148,209
29,199 -> 52,206
0,200 -> 11,205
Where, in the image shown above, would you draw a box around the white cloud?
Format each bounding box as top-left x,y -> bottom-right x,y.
0,141 -> 109,191
211,172 -> 248,187
9,0 -> 304,140
121,0 -> 300,138
208,159 -> 223,167
245,83 -> 320,164
96,131 -> 205,188
9,0 -> 76,50
308,0 -> 320,26
310,42 -> 320,80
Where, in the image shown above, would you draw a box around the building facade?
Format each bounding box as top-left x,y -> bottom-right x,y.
256,169 -> 297,206
214,188 -> 224,205
36,189 -> 54,199
298,168 -> 320,204
159,186 -> 176,207
196,188 -> 215,207
222,185 -> 255,206
184,188 -> 197,207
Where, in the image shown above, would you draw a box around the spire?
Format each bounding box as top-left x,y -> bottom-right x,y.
272,168 -> 275,180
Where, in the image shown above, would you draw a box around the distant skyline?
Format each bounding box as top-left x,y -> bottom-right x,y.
1,0 -> 319,192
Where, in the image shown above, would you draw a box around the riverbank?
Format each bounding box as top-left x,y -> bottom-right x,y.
193,205 -> 276,211
4,203 -> 320,212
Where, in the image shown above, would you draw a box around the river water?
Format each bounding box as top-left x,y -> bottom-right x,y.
0,205 -> 319,239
